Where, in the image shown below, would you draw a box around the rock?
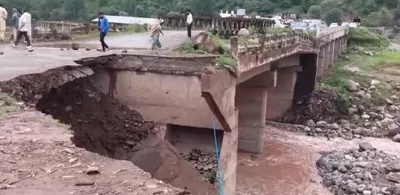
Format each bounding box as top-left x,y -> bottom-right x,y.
393,134 -> 400,142
305,119 -> 316,127
394,184 -> 400,195
0,51 -> 4,55
60,48 -> 64,51
388,127 -> 400,137
363,190 -> 372,195
86,167 -> 100,175
357,91 -> 367,98
371,80 -> 381,86
386,98 -> 394,105
386,172 -> 400,183
389,124 -> 400,132
237,28 -> 250,36
146,183 -> 158,189
386,160 -> 400,172
75,181 -> 95,186
347,182 -> 358,193
359,142 -> 375,152
71,43 -> 80,50
121,50 -> 128,53
304,127 -> 311,132
330,123 -> 340,130
316,121 -> 328,127
85,47 -> 90,51
362,114 -> 371,120
349,107 -> 358,115
392,95 -> 400,101
348,80 -> 359,92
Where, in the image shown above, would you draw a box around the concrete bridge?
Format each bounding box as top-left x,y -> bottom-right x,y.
1,23 -> 348,194
72,26 -> 348,194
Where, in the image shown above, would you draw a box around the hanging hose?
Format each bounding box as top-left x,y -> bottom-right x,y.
211,115 -> 224,195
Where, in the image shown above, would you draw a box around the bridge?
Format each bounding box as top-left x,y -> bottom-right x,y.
0,20 -> 348,194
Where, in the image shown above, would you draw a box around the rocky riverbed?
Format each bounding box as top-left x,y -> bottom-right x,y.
317,142 -> 400,195
182,149 -> 218,184
277,78 -> 400,143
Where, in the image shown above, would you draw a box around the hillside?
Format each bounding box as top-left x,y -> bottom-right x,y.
0,0 -> 399,28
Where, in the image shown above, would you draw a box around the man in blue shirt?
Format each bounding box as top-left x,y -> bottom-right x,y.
98,12 -> 109,52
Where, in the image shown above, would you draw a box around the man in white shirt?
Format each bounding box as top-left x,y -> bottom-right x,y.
13,9 -> 33,52
186,10 -> 193,38
0,3 -> 7,42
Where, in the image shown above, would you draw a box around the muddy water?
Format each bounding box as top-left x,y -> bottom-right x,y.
236,125 -> 400,195
236,126 -> 331,195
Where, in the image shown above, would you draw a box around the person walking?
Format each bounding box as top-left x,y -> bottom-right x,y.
0,4 -> 7,42
11,8 -> 20,42
150,19 -> 164,50
97,12 -> 109,52
12,9 -> 33,52
186,10 -> 193,38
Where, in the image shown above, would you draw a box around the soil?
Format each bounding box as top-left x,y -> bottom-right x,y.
0,72 -> 216,195
0,110 -> 185,195
35,77 -> 154,158
279,89 -> 346,124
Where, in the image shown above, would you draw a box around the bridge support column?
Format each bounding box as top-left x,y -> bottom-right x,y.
266,68 -> 297,120
342,37 -> 347,53
236,71 -> 276,154
324,43 -> 331,76
334,39 -> 340,60
317,46 -> 326,80
330,41 -> 335,65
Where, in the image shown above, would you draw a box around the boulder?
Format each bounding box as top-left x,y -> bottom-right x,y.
237,28 -> 250,36
71,43 -> 80,50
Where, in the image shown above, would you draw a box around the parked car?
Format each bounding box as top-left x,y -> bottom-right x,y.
291,22 -> 308,32
329,23 -> 339,27
341,22 -> 349,27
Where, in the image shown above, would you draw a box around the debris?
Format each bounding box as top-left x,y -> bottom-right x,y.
75,181 -> 95,186
86,167 -> 100,175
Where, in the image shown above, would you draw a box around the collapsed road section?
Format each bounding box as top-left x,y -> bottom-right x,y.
0,65 -> 217,195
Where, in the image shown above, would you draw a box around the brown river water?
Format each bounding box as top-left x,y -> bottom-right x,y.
235,125 -> 400,195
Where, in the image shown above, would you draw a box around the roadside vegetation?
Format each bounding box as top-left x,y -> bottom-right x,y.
319,27 -> 399,114
0,91 -> 21,118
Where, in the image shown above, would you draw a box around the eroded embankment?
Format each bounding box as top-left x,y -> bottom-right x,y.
0,68 -> 216,195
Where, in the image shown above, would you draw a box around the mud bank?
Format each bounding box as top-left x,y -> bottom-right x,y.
0,70 -> 216,195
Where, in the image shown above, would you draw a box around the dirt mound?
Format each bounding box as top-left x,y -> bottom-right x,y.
0,66 -> 82,105
279,89 -> 347,124
35,78 -> 153,157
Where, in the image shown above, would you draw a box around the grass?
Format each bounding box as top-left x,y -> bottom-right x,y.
363,50 -> 400,70
215,55 -> 237,72
0,92 -> 21,119
265,27 -> 292,34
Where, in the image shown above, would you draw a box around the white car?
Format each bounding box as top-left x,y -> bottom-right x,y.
329,23 -> 339,27
349,23 -> 358,28
341,22 -> 349,27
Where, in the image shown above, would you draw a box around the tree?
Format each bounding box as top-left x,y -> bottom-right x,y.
324,8 -> 342,25
190,0 -> 215,16
301,0 -> 315,13
308,5 -> 322,19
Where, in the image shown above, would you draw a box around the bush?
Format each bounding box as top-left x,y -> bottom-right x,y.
348,27 -> 389,48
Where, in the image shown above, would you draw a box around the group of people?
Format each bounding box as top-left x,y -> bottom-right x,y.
0,4 -> 33,52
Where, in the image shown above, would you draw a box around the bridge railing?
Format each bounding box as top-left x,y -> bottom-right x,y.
162,16 -> 275,36
230,32 -> 317,74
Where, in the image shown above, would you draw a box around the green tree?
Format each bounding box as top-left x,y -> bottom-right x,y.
324,8 -> 342,25
307,5 -> 322,19
190,0 -> 215,16
302,0 -> 315,13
